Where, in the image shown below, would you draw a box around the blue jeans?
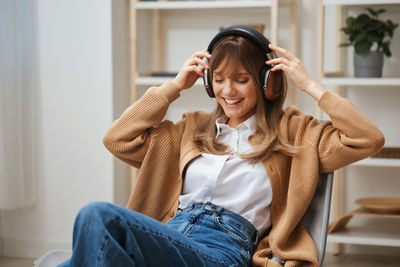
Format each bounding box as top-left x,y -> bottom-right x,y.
58,201 -> 258,267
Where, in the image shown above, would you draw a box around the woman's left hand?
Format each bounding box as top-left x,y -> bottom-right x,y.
266,44 -> 326,101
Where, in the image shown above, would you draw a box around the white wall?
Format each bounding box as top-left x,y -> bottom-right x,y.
0,0 -> 130,258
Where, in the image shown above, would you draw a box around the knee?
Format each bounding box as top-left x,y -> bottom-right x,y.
76,201 -> 114,223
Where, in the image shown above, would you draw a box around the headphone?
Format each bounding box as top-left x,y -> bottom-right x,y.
203,25 -> 284,101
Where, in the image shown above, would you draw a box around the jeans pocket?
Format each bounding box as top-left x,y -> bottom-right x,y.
214,214 -> 251,246
214,214 -> 255,266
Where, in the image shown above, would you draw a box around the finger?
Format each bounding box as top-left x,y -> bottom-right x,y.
268,44 -> 296,61
266,58 -> 289,66
189,57 -> 209,70
271,64 -> 288,72
184,57 -> 201,67
192,50 -> 211,59
188,65 -> 204,76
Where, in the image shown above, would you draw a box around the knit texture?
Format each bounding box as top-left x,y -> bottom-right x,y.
103,80 -> 384,266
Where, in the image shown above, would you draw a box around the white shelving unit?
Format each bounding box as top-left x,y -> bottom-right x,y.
318,0 -> 400,253
328,225 -> 400,247
323,0 -> 400,5
136,0 -> 272,10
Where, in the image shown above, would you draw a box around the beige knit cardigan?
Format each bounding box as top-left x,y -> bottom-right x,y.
103,80 -> 384,267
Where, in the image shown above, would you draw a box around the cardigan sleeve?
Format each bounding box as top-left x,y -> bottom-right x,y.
102,80 -> 185,168
316,91 -> 385,173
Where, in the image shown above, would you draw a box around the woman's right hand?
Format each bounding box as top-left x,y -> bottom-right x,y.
172,50 -> 211,91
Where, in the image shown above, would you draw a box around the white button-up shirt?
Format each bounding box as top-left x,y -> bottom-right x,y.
179,114 -> 273,235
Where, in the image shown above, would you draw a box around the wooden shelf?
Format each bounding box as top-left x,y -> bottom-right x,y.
136,0 -> 272,10
352,158 -> 400,167
321,77 -> 400,86
328,225 -> 400,247
323,0 -> 400,6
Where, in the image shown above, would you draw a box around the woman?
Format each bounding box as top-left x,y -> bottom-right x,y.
60,26 -> 384,267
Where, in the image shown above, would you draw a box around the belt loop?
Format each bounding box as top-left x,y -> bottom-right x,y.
216,205 -> 223,216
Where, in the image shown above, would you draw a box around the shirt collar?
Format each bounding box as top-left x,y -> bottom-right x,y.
215,114 -> 257,138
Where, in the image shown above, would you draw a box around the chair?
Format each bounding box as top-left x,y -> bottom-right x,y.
34,250 -> 72,267
34,172 -> 334,267
301,172 -> 334,267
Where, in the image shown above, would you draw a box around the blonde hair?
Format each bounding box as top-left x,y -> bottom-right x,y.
193,35 -> 300,163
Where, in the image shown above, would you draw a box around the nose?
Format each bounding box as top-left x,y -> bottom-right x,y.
221,80 -> 236,95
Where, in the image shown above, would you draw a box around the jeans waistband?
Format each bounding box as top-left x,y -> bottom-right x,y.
180,202 -> 258,244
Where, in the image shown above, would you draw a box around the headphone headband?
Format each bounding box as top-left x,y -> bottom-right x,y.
207,25 -> 273,55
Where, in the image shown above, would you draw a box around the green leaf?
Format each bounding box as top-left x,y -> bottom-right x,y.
376,9 -> 386,15
371,20 -> 383,30
382,42 -> 392,57
365,8 -> 385,17
345,17 -> 355,28
354,32 -> 366,43
366,7 -> 377,17
354,41 -> 371,54
368,32 -> 382,42
388,20 -> 399,30
388,28 -> 394,38
354,14 -> 371,30
341,28 -> 352,35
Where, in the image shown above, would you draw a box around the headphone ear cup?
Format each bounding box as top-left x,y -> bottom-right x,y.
260,66 -> 268,88
264,69 -> 284,101
203,58 -> 215,98
203,68 -> 215,97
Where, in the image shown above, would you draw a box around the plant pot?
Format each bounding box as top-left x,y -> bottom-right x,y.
354,51 -> 384,77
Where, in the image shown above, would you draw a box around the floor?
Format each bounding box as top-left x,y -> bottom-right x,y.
0,257 -> 34,267
0,253 -> 400,267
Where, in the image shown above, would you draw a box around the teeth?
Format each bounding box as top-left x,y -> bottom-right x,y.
224,98 -> 242,104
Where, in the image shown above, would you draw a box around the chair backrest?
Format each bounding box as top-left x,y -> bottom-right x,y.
301,172 -> 334,267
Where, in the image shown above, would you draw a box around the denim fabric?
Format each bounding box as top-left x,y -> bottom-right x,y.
58,201 -> 258,267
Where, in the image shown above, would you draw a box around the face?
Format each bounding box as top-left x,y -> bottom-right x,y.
212,61 -> 258,128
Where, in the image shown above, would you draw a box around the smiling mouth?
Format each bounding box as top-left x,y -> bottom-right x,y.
223,98 -> 243,105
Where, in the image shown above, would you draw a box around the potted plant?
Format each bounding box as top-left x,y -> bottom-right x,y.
340,8 -> 398,77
